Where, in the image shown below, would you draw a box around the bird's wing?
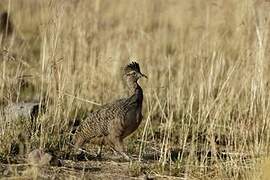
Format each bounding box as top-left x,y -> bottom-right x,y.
79,97 -> 130,137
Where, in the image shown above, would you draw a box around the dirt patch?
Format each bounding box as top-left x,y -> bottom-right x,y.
0,158 -> 179,179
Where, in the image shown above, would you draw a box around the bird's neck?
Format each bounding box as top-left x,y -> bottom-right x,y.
127,81 -> 143,104
127,81 -> 137,94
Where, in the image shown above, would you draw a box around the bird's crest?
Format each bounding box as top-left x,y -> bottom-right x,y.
124,62 -> 141,74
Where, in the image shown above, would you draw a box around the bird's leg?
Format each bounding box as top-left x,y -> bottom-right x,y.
73,136 -> 85,149
72,136 -> 87,158
96,144 -> 103,158
119,151 -> 130,161
111,138 -> 130,161
110,147 -> 118,156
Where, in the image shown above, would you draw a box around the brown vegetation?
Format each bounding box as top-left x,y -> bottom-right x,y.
1,0 -> 270,179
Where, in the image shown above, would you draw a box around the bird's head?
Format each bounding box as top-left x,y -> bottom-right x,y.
124,62 -> 147,82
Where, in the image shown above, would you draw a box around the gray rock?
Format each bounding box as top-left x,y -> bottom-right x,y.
27,149 -> 52,166
4,102 -> 44,121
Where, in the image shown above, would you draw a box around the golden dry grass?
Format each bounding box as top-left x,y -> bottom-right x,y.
1,0 -> 270,179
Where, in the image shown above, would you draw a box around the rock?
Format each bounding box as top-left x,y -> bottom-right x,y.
27,149 -> 52,166
4,102 -> 45,121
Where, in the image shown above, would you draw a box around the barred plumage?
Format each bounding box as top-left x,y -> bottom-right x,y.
73,62 -> 147,160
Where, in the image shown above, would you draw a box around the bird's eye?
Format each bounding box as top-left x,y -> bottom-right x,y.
127,71 -> 136,76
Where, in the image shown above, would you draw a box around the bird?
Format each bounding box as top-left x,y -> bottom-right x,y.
73,62 -> 147,160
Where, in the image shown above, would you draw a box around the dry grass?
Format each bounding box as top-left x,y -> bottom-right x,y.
1,0 -> 270,179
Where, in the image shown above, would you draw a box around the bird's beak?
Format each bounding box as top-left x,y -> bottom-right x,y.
140,73 -> 148,79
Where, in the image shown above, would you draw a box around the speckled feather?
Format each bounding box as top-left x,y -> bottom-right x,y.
74,98 -> 130,141
73,62 -> 146,159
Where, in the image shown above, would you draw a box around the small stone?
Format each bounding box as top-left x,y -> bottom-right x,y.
27,149 -> 52,167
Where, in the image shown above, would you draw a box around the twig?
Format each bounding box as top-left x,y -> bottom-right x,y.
61,92 -> 101,106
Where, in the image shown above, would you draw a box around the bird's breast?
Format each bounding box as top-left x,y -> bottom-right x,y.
121,106 -> 143,138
